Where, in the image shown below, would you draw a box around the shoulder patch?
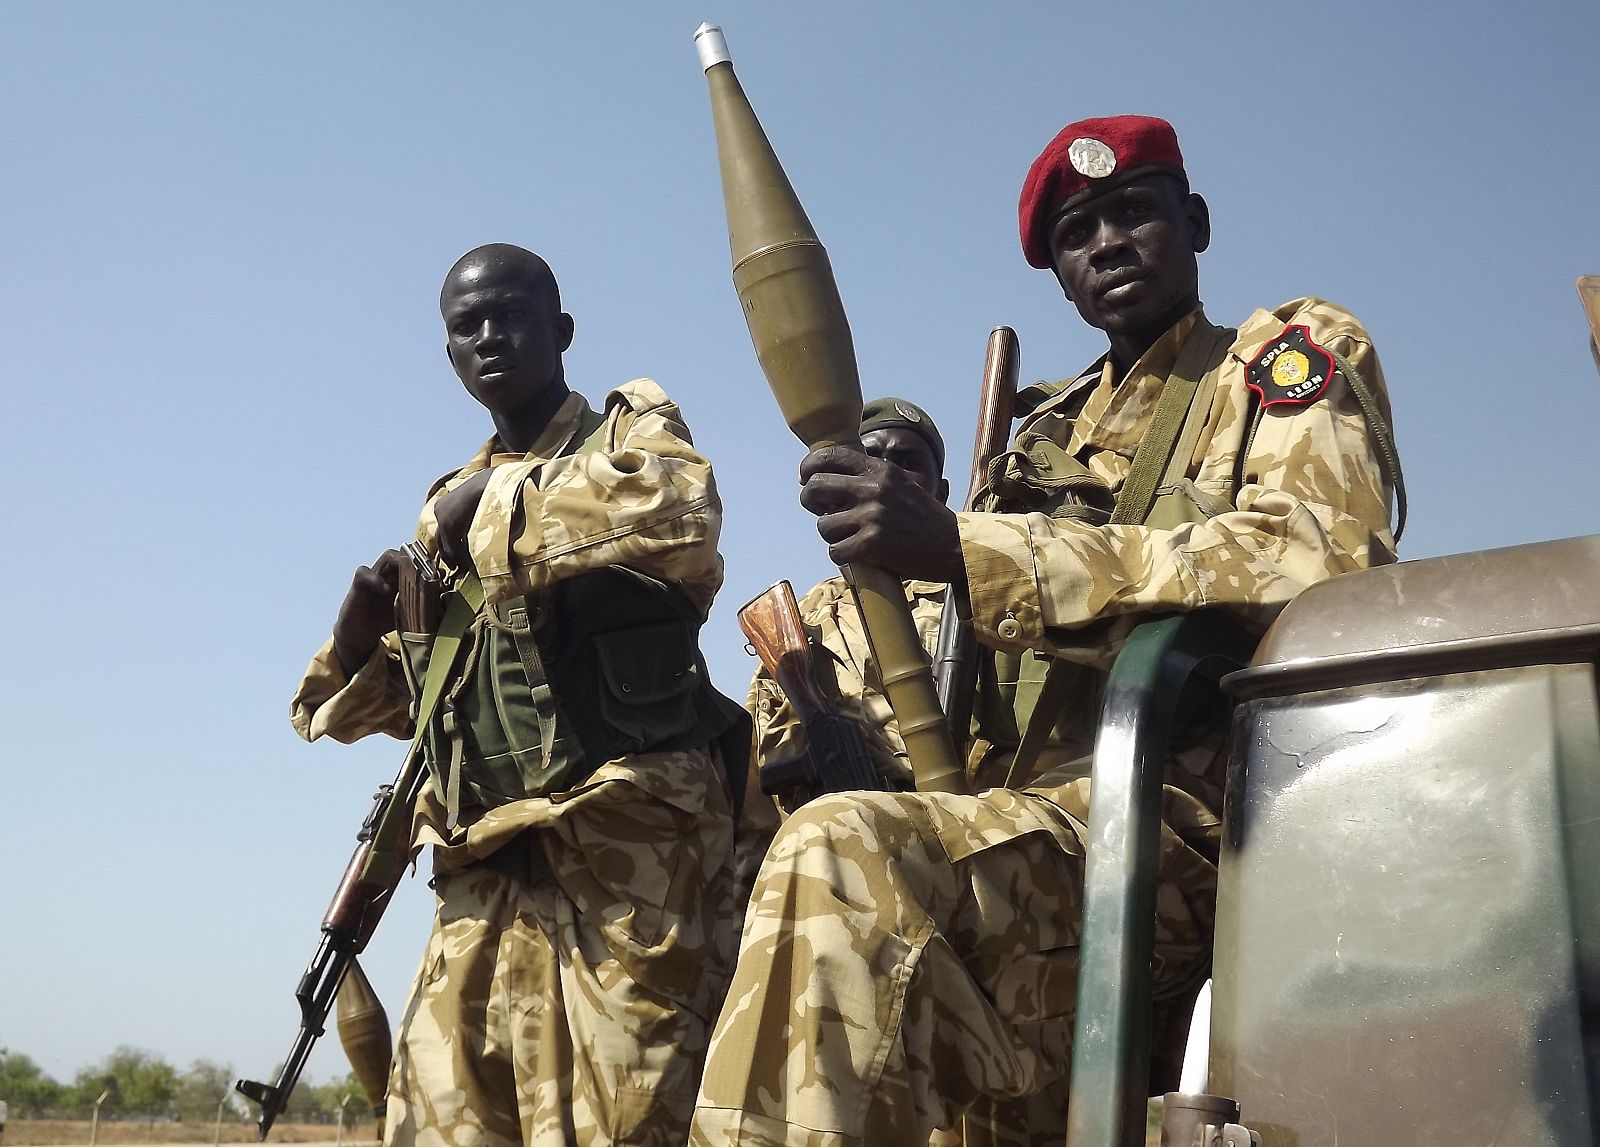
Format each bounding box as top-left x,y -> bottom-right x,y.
1246,324 -> 1335,407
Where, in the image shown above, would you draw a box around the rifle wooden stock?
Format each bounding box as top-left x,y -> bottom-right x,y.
965,327 -> 1022,511
739,581 -> 881,794
739,580 -> 830,725
933,327 -> 1020,743
700,27 -> 965,794
396,542 -> 442,635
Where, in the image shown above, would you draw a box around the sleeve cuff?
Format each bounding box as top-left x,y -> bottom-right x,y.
289,635 -> 408,744
956,511 -> 1047,650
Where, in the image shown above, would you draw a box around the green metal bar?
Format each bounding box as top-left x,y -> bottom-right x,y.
1064,612 -> 1256,1147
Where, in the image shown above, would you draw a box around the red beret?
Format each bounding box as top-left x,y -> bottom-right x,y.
1018,116 -> 1186,269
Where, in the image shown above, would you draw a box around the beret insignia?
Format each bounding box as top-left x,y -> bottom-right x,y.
893,400 -> 923,422
1247,324 -> 1335,407
1067,137 -> 1117,179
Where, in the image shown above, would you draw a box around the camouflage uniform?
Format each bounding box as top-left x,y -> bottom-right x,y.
293,380 -> 750,1147
690,299 -> 1399,1146
747,576 -> 947,801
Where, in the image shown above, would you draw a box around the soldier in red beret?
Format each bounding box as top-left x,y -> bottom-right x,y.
691,117 -> 1404,1145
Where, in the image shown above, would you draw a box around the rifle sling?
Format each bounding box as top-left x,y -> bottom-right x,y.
356,572 -> 482,887
415,573 -> 484,752
1333,349 -> 1407,542
1007,321 -> 1230,785
1109,322 -> 1232,527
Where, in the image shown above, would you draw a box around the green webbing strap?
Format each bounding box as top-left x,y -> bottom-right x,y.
1332,349 -> 1407,543
1007,324 -> 1229,785
1109,323 -> 1232,527
1003,657 -> 1074,789
512,401 -> 607,770
411,572 -> 483,754
1162,371 -> 1219,496
442,707 -> 467,831
418,573 -> 483,831
507,616 -> 562,771
352,571 -> 483,885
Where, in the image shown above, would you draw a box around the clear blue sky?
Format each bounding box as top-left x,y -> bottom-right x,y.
4,0 -> 1598,1091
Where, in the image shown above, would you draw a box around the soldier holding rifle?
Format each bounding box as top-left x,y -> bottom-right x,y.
746,397 -> 951,809
290,244 -> 750,1147
690,116 -> 1404,1145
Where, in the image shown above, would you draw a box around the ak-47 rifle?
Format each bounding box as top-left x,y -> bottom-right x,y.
739,580 -> 883,796
931,327 -> 1021,745
236,542 -> 444,1140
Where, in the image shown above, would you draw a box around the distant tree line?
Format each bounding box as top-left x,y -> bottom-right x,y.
0,1047 -> 366,1124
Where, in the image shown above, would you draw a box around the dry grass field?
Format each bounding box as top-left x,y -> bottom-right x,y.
6,1114 -> 1157,1145
3,1122 -> 377,1147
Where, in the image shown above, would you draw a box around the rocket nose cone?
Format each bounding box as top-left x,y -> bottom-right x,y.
693,22 -> 731,71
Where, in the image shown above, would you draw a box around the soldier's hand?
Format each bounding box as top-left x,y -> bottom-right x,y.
799,447 -> 965,583
332,548 -> 405,678
433,469 -> 494,571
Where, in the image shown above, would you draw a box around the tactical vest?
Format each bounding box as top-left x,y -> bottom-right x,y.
397,411 -> 745,827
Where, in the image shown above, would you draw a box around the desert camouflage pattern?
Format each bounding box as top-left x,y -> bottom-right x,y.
747,576 -> 947,796
960,298 -> 1396,671
690,299 -> 1399,1145
289,381 -> 746,1146
387,749 -> 743,1147
689,776 -> 1217,1147
290,378 -> 723,746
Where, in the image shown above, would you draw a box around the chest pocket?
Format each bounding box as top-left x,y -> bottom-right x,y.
1144,478 -> 1235,531
552,568 -> 715,765
593,621 -> 701,755
986,429 -> 1114,523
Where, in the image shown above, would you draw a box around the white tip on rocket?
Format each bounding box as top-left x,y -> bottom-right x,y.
694,23 -> 731,72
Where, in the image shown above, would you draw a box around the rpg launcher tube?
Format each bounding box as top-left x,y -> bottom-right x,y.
695,22 -> 966,794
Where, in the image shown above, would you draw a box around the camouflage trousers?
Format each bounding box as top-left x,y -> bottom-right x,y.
384,751 -> 744,1147
688,774 -> 1218,1147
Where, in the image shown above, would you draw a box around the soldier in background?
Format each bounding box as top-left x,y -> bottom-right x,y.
291,244 -> 749,1147
747,397 -> 950,809
691,116 -> 1402,1145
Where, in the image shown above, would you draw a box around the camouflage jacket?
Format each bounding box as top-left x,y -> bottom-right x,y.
962,297 -> 1398,668
962,298 -> 1399,805
746,576 -> 947,794
289,378 -> 729,860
